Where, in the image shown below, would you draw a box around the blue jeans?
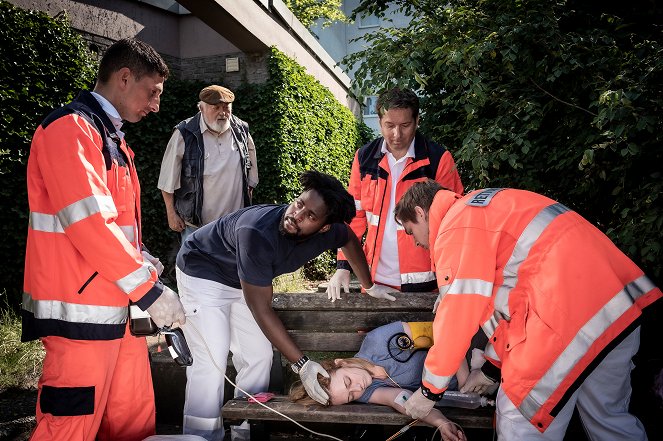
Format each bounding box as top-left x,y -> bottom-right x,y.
181,225 -> 198,244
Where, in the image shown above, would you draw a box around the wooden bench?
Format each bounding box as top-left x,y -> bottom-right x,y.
222,290 -> 495,440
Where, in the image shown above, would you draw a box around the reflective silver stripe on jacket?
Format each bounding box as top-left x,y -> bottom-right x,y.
401,271 -> 436,285
517,275 -> 654,421
58,195 -> 117,229
434,278 -> 493,312
446,278 -> 494,297
494,203 -> 570,319
482,312 -> 502,338
484,341 -> 501,363
119,225 -> 135,243
422,366 -> 455,390
30,212 -> 65,233
115,261 -> 155,294
355,199 -> 362,211
31,211 -> 135,244
366,211 -> 379,226
22,292 -> 128,324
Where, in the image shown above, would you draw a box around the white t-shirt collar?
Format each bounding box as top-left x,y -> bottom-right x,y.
90,91 -> 124,138
381,138 -> 416,161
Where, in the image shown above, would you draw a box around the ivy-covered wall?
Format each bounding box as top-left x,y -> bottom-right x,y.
234,47 -> 370,205
0,1 -> 97,304
0,1 -> 370,302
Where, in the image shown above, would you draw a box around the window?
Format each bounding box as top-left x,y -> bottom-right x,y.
363,96 -> 379,116
358,14 -> 380,28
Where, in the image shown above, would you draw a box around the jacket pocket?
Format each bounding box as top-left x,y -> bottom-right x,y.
41,385 -> 94,416
77,272 -> 98,294
361,177 -> 378,214
106,163 -> 130,212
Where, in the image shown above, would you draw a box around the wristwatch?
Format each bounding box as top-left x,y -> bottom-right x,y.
421,386 -> 444,401
291,355 -> 310,374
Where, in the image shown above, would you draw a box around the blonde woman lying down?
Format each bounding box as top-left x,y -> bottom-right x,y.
289,321 -> 473,441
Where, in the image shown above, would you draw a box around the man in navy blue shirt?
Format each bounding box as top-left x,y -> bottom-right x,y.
175,170 -> 394,440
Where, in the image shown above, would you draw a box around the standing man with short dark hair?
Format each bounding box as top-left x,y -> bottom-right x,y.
22,38 -> 186,440
326,87 -> 464,302
158,85 -> 258,242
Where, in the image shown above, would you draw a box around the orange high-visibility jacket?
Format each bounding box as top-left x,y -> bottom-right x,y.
337,133 -> 463,292
22,91 -> 163,341
422,188 -> 662,432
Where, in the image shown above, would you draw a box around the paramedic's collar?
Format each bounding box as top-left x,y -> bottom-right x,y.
90,91 -> 125,139
381,138 -> 416,159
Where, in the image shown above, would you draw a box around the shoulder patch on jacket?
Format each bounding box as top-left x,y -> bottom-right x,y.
466,188 -> 504,207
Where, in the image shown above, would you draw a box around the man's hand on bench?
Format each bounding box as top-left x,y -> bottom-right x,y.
366,283 -> 398,301
327,269 -> 351,302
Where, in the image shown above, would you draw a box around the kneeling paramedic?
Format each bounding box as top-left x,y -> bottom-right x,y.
395,180 -> 661,440
175,170 -> 394,440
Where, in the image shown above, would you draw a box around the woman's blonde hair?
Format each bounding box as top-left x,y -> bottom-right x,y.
288,357 -> 376,406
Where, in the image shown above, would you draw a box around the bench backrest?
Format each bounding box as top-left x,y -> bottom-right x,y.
272,291 -> 437,353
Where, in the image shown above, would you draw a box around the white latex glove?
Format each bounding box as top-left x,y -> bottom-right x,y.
299,359 -> 330,405
326,269 -> 350,302
141,250 -> 164,277
403,387 -> 435,419
366,283 -> 397,301
460,369 -> 497,394
146,286 -> 186,329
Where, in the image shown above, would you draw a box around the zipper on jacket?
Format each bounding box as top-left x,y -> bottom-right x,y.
78,272 -> 99,294
370,172 -> 389,265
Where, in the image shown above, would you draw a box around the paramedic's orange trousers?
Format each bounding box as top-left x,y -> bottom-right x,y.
30,324 -> 155,441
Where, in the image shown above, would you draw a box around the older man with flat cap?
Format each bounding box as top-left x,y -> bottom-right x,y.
158,85 -> 258,242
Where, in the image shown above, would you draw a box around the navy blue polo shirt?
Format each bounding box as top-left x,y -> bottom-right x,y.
176,204 -> 349,289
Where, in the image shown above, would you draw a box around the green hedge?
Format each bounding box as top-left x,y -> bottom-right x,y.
0,1 -> 96,304
234,47 -> 368,204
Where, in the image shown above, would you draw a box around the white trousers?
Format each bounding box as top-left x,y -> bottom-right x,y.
176,269 -> 273,441
496,326 -> 647,440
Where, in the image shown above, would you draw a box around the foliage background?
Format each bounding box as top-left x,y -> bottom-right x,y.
0,1 -> 97,305
348,0 -> 662,282
282,0 -> 346,29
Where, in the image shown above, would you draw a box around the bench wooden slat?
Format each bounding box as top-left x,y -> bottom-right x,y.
278,310 -> 434,331
272,292 -> 437,311
288,331 -> 364,352
223,395 -> 494,428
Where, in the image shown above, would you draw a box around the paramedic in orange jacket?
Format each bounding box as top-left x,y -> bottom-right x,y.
327,88 -> 463,301
395,180 -> 660,440
22,38 -> 185,441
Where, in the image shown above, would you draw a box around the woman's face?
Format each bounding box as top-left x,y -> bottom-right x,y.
327,366 -> 373,405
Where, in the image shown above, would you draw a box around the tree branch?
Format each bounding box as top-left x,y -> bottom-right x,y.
529,78 -> 597,117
